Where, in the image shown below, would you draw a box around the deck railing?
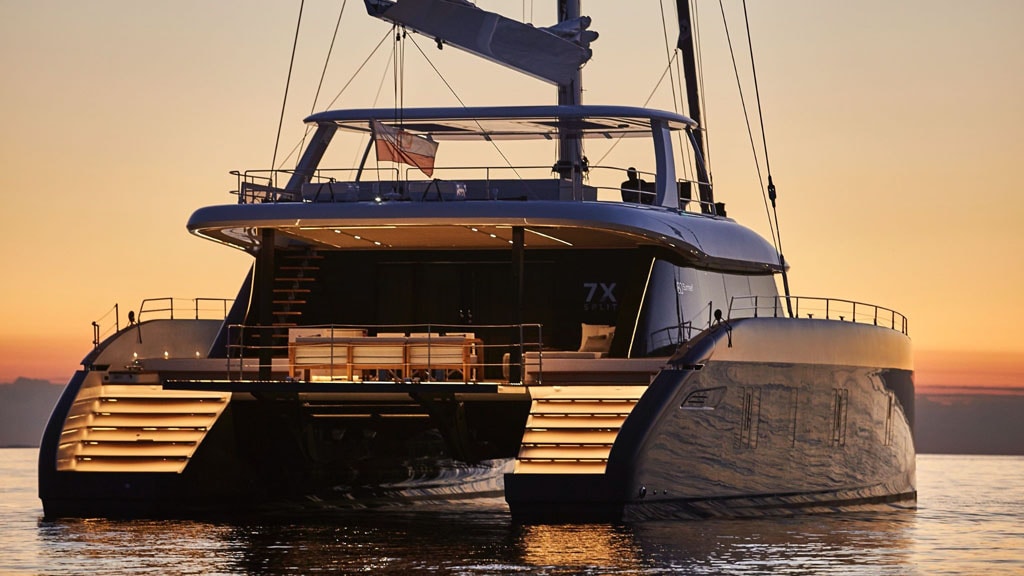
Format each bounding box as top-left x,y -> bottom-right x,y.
91,298 -> 233,349
727,295 -> 909,336
228,165 -> 716,212
224,323 -> 544,384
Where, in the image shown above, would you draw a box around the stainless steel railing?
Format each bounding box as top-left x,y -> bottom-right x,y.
727,295 -> 909,335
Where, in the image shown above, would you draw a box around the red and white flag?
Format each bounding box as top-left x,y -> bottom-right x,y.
372,119 -> 439,177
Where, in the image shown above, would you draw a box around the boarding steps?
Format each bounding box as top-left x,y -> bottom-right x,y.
272,250 -> 322,335
57,384 -> 230,473
514,385 -> 647,474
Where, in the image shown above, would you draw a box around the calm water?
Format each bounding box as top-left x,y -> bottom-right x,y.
1,450 -> 1021,575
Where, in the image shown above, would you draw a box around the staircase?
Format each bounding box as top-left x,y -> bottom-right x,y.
58,384 -> 230,473
514,385 -> 647,474
272,249 -> 322,337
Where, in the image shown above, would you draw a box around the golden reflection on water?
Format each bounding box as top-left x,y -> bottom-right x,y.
5,451 -> 1023,575
516,523 -> 644,571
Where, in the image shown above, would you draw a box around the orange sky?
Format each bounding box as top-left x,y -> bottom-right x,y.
2,1 -> 1023,388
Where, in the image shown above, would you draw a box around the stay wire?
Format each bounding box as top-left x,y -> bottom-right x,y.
295,0 -> 348,168
277,28 -> 392,168
718,0 -> 777,251
592,55 -> 677,168
658,0 -> 690,181
742,0 -> 792,307
406,34 -> 523,180
272,0 -> 304,173
310,0 -> 348,115
692,0 -> 711,176
743,1 -> 780,239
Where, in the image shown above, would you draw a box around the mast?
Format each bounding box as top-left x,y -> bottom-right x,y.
676,0 -> 715,213
555,0 -> 584,196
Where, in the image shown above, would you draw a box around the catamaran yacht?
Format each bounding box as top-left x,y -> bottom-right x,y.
39,0 -> 915,520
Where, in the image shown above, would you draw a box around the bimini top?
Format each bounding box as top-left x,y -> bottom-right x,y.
304,105 -> 698,141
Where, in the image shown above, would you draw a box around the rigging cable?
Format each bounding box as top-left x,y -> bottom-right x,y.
718,0 -> 778,251
272,0 -> 305,173
742,0 -> 793,308
692,0 -> 711,177
592,55 -> 677,168
406,34 -> 523,180
658,0 -> 692,182
295,0 -> 349,167
277,29 -> 393,168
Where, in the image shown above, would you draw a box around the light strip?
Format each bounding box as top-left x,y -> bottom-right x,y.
526,228 -> 573,246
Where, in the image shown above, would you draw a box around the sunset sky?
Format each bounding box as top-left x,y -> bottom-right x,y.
1,0 -> 1022,388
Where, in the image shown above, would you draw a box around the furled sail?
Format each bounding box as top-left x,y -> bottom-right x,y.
364,0 -> 597,86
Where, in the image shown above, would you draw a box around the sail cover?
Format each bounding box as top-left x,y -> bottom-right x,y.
364,0 -> 597,86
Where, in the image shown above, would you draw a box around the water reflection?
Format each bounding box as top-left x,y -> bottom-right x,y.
629,514 -> 916,575
33,505 -> 917,575
11,452 -> 1023,575
515,523 -> 645,573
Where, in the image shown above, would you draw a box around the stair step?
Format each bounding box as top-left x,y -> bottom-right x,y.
275,277 -> 316,282
79,440 -> 198,457
279,265 -> 320,271
89,413 -> 219,427
519,446 -> 612,458
96,398 -> 225,411
273,311 -> 303,316
84,428 -> 207,442
522,428 -> 619,443
73,456 -> 189,473
514,460 -> 609,474
273,299 -> 307,305
273,288 -> 311,294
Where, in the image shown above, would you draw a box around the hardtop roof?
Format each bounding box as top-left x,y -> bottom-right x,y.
304,105 -> 698,141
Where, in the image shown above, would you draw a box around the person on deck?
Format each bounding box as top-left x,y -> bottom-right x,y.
620,167 -> 653,204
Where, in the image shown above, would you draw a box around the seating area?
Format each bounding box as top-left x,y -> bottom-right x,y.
288,328 -> 480,382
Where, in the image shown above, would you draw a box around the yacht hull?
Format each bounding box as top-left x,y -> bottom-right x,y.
505,318 -> 916,521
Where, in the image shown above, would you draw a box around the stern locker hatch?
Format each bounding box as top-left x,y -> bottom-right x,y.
57,384 -> 230,473
515,385 -> 647,474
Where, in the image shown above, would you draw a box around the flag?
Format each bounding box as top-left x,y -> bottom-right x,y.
372,119 -> 439,177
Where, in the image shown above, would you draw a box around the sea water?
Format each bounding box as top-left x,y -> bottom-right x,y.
1,449 -> 1021,575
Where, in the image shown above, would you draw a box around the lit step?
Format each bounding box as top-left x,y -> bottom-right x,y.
524,414 -> 628,429
74,456 -> 188,473
517,445 -> 613,460
78,440 -> 197,457
90,413 -> 218,427
521,428 -> 619,444
514,460 -> 608,474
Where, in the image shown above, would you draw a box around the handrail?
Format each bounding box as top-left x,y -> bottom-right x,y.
91,303 -> 120,349
137,297 -> 233,323
727,295 -> 909,336
224,322 -> 544,384
229,164 -> 717,212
